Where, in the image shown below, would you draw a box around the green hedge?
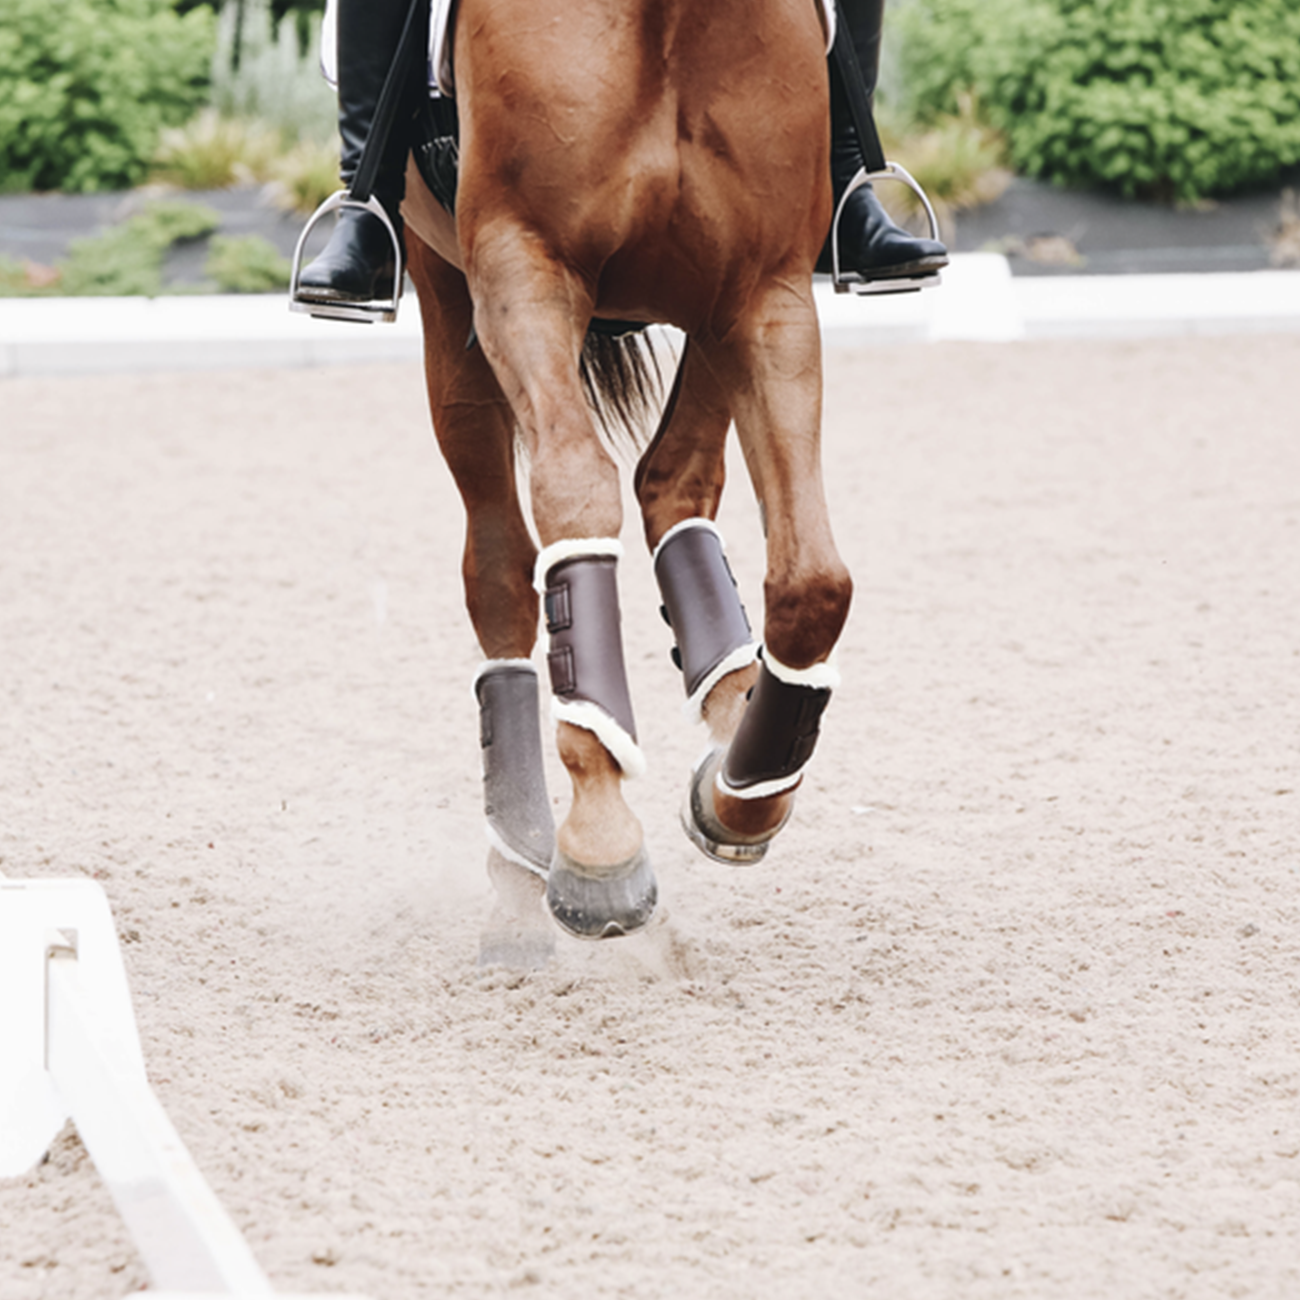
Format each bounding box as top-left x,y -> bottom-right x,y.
893,0 -> 1300,200
0,0 -> 215,193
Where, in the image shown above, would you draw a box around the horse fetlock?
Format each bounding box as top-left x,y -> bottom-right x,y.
699,660 -> 760,746
721,653 -> 840,799
536,540 -> 645,778
555,724 -> 645,868
474,660 -> 556,874
653,519 -> 758,722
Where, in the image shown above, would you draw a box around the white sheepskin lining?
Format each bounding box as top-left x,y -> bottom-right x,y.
763,650 -> 841,692
484,822 -> 549,879
533,537 -> 623,594
684,642 -> 760,723
716,767 -> 805,802
650,516 -> 724,567
552,698 -> 647,780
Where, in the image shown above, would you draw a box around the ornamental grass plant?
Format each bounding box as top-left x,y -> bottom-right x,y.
149,0 -> 339,210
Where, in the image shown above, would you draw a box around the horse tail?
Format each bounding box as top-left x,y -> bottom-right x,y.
579,327 -> 665,460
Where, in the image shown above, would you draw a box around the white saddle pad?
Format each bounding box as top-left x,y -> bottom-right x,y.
322,0 -> 834,99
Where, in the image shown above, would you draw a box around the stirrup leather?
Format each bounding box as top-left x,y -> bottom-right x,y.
830,162 -> 944,297
288,191 -> 404,324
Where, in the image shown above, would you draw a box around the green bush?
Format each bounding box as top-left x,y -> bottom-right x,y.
893,0 -> 1300,201
59,201 -> 219,295
0,256 -> 55,296
204,233 -> 290,292
0,201 -> 296,296
0,0 -> 214,193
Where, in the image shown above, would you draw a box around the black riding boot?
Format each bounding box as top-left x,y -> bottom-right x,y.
298,0 -> 415,302
818,0 -> 948,284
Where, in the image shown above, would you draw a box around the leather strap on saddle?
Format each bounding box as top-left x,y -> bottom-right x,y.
721,653 -> 840,799
652,519 -> 758,721
536,540 -> 646,779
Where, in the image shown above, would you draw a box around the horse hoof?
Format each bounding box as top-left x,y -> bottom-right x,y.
546,844 -> 657,940
681,748 -> 788,865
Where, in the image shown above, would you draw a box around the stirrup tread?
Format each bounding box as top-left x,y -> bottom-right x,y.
832,265 -> 946,297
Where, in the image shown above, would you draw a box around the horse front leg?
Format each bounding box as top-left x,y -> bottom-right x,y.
465,233 -> 655,939
409,239 -> 556,897
682,286 -> 853,863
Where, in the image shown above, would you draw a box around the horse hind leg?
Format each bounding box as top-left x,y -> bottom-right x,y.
635,338 -> 811,865
678,288 -> 853,864
475,661 -> 554,874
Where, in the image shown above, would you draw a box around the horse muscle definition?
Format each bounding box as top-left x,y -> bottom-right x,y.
400,0 -> 852,939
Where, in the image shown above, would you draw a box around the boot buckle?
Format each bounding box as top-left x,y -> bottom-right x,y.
831,161 -> 944,296
288,191 -> 404,324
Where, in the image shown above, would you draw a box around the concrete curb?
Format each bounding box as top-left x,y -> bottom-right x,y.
2,254 -> 1297,378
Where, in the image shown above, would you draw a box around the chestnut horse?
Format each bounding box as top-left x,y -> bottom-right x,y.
400,0 -> 852,939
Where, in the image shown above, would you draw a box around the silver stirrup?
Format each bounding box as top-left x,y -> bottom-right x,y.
831,161 -> 943,297
288,190 -> 403,324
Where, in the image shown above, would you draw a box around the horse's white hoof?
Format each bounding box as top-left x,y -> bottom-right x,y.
681,748 -> 788,865
546,844 -> 657,940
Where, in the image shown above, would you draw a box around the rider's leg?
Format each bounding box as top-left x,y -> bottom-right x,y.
820,0 -> 949,284
299,0 -> 415,301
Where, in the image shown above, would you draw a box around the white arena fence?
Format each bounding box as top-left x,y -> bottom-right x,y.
0,874 -> 372,1300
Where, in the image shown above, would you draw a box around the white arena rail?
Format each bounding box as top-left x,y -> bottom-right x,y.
0,875 -> 372,1300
